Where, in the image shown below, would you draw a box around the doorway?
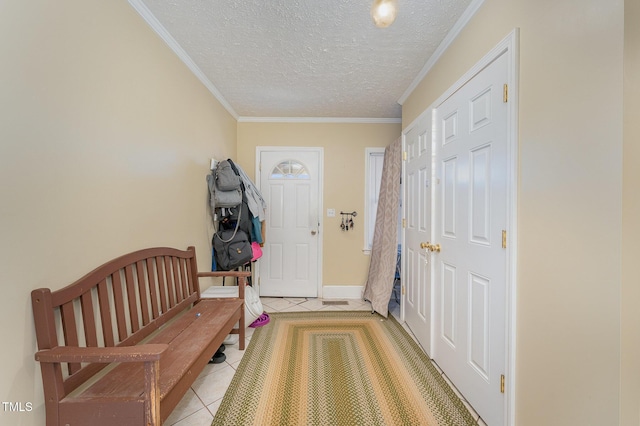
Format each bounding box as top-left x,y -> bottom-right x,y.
256,147 -> 323,298
402,31 -> 518,426
431,48 -> 509,426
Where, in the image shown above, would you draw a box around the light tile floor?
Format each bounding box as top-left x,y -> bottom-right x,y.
166,297 -> 486,426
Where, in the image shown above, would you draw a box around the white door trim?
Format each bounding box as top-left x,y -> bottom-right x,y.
402,29 -> 519,425
255,146 -> 324,298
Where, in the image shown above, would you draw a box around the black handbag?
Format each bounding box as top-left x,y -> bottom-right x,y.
218,201 -> 252,235
212,202 -> 252,270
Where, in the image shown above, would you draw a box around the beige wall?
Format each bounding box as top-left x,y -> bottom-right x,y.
621,0 -> 640,424
0,1 -> 236,424
403,0 -> 625,424
3,0 -> 634,424
237,122 -> 401,288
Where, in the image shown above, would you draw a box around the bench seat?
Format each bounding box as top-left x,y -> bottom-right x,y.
61,299 -> 242,424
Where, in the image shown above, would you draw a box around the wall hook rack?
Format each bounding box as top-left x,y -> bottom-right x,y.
340,211 -> 357,231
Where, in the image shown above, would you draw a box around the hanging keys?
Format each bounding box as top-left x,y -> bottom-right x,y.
339,211 -> 357,231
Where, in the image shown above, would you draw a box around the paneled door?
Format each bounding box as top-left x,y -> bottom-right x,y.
257,148 -> 322,297
403,116 -> 432,353
432,51 -> 509,426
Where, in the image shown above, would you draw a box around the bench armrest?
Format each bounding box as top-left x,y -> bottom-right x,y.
35,344 -> 168,364
36,344 -> 166,425
197,271 -> 249,300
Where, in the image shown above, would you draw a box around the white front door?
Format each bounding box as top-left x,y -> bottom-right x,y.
432,51 -> 509,426
403,116 -> 432,353
257,148 -> 322,298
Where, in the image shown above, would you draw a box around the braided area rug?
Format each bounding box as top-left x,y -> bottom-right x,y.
212,311 -> 477,426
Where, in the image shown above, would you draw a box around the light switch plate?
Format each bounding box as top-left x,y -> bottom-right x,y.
327,208 -> 336,217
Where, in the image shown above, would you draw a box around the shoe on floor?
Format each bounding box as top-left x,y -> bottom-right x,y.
209,351 -> 226,364
249,312 -> 270,328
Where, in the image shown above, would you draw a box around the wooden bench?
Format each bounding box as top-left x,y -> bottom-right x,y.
31,246 -> 250,426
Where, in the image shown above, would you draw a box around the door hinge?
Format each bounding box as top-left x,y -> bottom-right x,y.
500,374 -> 505,393
502,230 -> 507,249
403,151 -> 407,161
401,285 -> 405,295
503,84 -> 508,103
402,218 -> 406,228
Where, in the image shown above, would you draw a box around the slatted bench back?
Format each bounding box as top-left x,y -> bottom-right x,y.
31,246 -> 201,398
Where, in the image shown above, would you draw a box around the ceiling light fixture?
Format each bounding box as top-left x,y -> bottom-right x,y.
371,0 -> 398,28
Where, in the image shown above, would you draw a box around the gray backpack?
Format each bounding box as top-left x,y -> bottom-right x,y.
206,160 -> 242,209
213,229 -> 252,271
215,160 -> 241,191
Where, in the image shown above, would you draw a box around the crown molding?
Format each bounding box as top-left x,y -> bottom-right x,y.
237,116 -> 402,124
397,0 -> 485,105
128,0 -> 239,119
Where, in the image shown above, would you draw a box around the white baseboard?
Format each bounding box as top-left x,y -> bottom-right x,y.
322,285 -> 364,300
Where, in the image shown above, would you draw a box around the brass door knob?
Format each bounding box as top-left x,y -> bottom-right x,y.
420,242 -> 441,252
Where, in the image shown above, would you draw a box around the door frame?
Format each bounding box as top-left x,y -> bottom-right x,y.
255,146 -> 324,298
401,29 -> 518,425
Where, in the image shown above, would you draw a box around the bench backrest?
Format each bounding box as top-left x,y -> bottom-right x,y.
31,246 -> 202,398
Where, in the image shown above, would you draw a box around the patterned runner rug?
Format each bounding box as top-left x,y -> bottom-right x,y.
212,311 -> 477,425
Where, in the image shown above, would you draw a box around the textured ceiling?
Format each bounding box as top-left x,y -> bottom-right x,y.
133,0 -> 474,120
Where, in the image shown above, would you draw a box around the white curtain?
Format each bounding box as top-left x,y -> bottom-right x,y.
363,136 -> 402,317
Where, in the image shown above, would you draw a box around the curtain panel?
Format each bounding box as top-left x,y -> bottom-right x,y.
363,136 -> 402,317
